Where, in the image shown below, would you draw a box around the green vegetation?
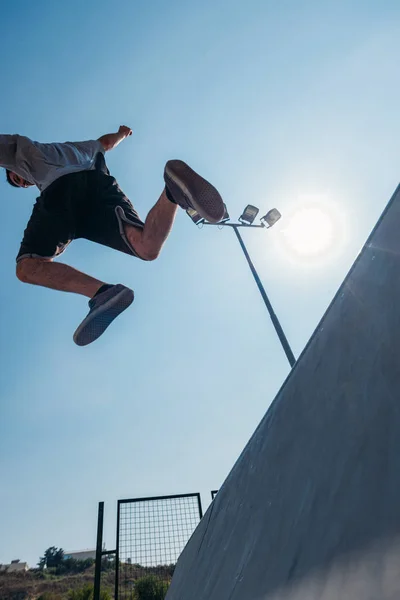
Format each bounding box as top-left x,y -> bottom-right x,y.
36,548 -> 96,578
0,562 -> 115,600
0,548 -> 173,599
67,583 -> 111,599
56,558 -> 95,576
38,548 -> 65,570
133,575 -> 169,600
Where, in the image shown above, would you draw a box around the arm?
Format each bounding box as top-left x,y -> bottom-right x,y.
98,125 -> 132,152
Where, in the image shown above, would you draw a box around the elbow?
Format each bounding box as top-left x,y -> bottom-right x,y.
98,136 -> 111,152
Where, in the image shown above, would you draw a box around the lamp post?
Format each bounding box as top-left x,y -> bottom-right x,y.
187,204 -> 296,369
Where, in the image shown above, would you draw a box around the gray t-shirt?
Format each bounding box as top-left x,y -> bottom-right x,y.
0,134 -> 105,191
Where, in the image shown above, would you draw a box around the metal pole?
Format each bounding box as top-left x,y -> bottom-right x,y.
196,493 -> 203,520
232,225 -> 296,368
115,501 -> 121,600
93,502 -> 104,600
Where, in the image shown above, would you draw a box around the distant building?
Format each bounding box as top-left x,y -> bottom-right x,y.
0,559 -> 29,573
64,549 -> 96,561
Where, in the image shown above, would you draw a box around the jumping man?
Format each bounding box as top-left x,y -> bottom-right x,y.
0,127 -> 225,345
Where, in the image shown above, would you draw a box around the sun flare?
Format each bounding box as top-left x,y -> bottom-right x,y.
282,205 -> 336,257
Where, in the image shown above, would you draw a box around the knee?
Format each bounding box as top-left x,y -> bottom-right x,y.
16,257 -> 50,283
16,258 -> 36,283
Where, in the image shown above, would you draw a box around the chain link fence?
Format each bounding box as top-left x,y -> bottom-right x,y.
115,494 -> 203,599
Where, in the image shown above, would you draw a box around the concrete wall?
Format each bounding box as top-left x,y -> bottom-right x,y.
167,184 -> 400,600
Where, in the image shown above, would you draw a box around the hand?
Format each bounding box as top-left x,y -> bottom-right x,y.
119,125 -> 132,138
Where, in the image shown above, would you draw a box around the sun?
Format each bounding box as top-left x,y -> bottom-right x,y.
282,204 -> 336,258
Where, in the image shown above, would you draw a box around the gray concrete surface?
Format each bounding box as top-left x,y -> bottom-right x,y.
167,184 -> 400,600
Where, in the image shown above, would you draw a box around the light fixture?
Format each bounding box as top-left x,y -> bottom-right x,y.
239,204 -> 259,225
186,208 -> 205,225
219,204 -> 230,223
261,208 -> 281,228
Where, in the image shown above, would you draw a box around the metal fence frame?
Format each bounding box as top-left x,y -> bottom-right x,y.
115,493 -> 203,600
93,502 -> 117,600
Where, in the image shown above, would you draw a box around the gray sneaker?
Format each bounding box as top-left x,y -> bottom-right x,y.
73,284 -> 134,346
164,160 -> 225,223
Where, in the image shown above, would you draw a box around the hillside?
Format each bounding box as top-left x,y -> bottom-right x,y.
0,565 -> 114,600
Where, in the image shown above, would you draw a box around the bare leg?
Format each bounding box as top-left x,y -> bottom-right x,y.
16,190 -> 177,296
124,188 -> 178,261
16,258 -> 104,298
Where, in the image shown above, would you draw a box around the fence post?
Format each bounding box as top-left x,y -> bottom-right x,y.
93,502 -> 104,600
196,493 -> 203,519
115,500 -> 121,600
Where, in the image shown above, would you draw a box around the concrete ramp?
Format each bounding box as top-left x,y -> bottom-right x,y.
167,184 -> 400,600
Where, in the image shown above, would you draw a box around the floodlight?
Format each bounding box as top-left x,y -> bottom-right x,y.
239,204 -> 259,225
187,208 -> 205,225
261,208 -> 281,228
219,204 -> 230,223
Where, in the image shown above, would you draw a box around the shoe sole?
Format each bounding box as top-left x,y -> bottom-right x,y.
73,287 -> 134,347
164,160 -> 225,223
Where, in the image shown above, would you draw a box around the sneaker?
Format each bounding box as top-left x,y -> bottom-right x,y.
164,160 -> 225,223
73,284 -> 134,346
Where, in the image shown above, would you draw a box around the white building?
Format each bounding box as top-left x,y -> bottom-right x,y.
0,559 -> 29,573
64,549 -> 96,561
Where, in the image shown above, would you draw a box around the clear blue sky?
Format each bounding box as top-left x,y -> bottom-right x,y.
1,0 -> 399,566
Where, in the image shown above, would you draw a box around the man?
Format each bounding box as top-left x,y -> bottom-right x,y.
1,126 -> 225,346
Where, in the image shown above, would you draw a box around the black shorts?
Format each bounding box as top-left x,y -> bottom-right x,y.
16,154 -> 145,262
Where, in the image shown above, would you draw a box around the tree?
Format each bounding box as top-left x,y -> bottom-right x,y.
55,556 -> 94,575
38,547 -> 65,570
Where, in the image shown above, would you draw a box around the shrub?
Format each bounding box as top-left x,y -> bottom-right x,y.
56,557 -> 94,575
68,584 -> 93,600
101,556 -> 115,572
134,575 -> 169,600
67,583 -> 111,600
6,593 -> 30,600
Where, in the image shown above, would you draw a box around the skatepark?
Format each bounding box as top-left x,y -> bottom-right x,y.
166,184 -> 400,599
